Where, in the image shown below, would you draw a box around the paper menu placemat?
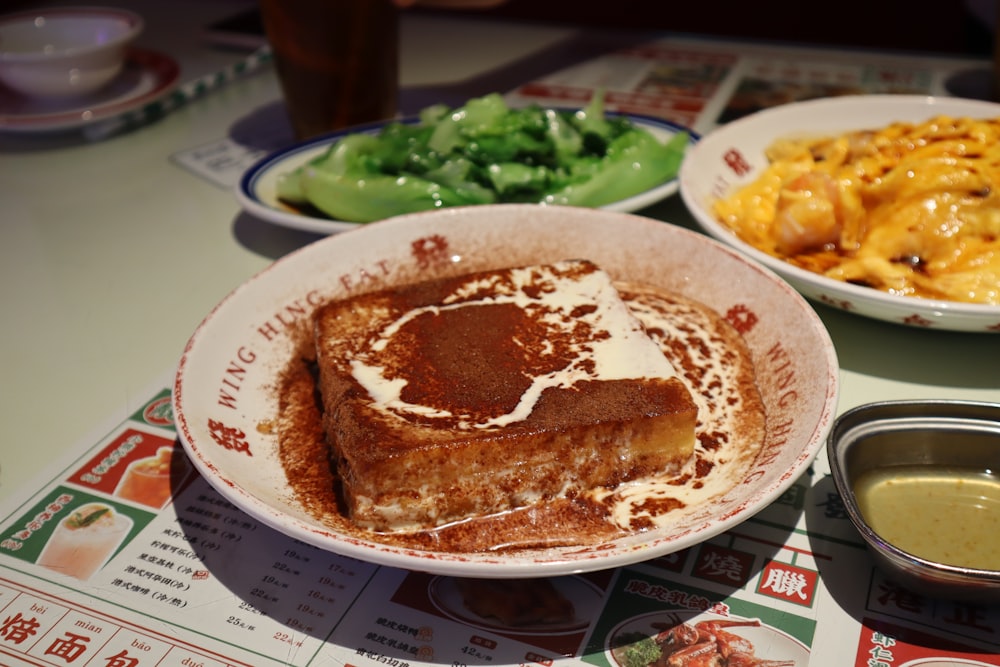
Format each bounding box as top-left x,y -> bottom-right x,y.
504,34 -> 987,135
171,33 -> 988,191
1,384 -> 999,666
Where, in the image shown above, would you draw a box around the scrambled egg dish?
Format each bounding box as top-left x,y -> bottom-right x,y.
713,114 -> 1000,305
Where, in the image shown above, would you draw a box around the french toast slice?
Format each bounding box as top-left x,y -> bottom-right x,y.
313,259 -> 697,532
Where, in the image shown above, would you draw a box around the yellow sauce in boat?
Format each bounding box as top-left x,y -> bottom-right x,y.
854,466 -> 1000,570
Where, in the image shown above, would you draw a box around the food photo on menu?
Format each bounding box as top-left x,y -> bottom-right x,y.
607,614 -> 804,667
584,566 -> 815,667
34,503 -> 134,581
4,429 -> 192,581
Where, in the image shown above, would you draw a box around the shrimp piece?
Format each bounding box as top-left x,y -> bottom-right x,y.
773,171 -> 844,255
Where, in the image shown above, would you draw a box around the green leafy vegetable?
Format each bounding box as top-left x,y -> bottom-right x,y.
617,635 -> 662,667
277,92 -> 689,223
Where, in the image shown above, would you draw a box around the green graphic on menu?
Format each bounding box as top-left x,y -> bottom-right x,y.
130,388 -> 176,430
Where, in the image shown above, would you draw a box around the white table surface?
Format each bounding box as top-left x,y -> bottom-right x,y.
1,0 -> 997,502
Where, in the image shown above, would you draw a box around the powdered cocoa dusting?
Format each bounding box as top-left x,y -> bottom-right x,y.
274,281 -> 766,554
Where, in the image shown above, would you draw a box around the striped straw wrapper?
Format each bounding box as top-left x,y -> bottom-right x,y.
83,44 -> 274,141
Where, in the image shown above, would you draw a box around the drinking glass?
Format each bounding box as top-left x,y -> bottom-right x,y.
259,0 -> 399,140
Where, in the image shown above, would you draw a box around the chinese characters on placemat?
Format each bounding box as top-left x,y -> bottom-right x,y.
2,387 -> 999,666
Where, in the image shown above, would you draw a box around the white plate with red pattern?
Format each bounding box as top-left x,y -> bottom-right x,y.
680,94 -> 1000,333
173,203 -> 839,577
0,48 -> 179,133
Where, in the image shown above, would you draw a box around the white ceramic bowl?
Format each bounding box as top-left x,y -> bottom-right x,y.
680,94 -> 1000,333
0,6 -> 143,98
173,203 -> 839,577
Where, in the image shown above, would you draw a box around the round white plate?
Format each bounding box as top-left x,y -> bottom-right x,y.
173,204 -> 839,577
680,94 -> 1000,333
0,48 -> 179,132
427,575 -> 601,634
606,611 -> 810,666
902,660 -> 996,666
235,111 -> 698,235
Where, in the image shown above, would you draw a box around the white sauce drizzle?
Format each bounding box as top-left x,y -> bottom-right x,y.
598,291 -> 764,530
349,262 -> 681,429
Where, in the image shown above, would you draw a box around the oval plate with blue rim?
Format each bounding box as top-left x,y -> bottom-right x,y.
236,111 -> 697,235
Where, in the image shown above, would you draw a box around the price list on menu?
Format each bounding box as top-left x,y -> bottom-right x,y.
2,387 -> 1000,667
